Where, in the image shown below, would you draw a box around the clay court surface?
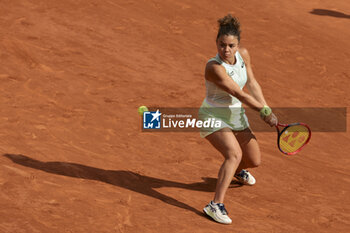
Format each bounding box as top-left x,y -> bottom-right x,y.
0,0 -> 349,232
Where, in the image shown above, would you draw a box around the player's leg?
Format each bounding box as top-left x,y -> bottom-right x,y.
235,128 -> 261,169
234,128 -> 261,185
203,128 -> 242,224
206,128 -> 242,203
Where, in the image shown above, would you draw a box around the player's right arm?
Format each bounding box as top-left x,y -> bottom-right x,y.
205,61 -> 264,112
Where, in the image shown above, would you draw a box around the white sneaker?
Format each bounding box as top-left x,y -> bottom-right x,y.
203,201 -> 232,224
235,169 -> 256,185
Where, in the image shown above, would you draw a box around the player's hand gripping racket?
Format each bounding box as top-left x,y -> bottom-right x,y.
275,123 -> 311,155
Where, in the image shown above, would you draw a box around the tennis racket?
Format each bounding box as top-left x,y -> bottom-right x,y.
275,123 -> 311,155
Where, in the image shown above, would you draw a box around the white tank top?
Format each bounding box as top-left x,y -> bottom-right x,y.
205,51 -> 247,107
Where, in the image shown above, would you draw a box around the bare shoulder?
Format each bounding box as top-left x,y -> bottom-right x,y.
205,60 -> 226,81
238,47 -> 251,63
205,60 -> 223,73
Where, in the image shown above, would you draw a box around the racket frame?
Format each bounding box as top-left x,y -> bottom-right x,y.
275,122 -> 311,155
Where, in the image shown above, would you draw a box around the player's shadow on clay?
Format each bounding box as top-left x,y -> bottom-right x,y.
3,154 -> 241,217
310,9 -> 350,19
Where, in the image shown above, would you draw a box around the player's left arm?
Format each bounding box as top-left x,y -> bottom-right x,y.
239,47 -> 267,106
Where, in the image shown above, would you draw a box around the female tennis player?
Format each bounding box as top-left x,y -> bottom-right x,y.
200,14 -> 278,224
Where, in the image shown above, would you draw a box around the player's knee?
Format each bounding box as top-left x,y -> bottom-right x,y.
250,158 -> 261,168
224,149 -> 242,163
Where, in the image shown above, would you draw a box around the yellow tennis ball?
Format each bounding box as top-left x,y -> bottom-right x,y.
138,106 -> 149,116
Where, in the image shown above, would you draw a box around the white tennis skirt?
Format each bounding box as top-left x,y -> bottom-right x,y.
198,99 -> 250,138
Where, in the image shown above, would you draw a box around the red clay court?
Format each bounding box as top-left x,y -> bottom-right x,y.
0,0 -> 349,232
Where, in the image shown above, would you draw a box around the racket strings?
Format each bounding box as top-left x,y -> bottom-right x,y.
279,125 -> 310,153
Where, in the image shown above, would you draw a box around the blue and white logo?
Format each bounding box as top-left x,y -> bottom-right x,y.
143,109 -> 161,129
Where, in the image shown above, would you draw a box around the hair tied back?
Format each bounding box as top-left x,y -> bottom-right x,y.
217,14 -> 241,41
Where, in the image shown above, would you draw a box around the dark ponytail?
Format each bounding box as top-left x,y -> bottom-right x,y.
216,14 -> 241,42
